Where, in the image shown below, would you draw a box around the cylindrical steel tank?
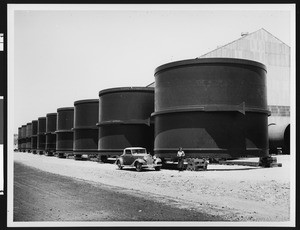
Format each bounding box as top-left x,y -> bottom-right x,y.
97,87 -> 154,159
25,122 -> 32,152
45,113 -> 57,156
37,117 -> 46,154
18,127 -> 22,151
56,107 -> 74,158
73,99 -> 99,159
268,123 -> 290,154
31,120 -> 38,154
152,58 -> 270,160
21,125 -> 27,152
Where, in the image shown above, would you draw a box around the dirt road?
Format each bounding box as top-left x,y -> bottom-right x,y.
12,152 -> 292,224
14,162 -> 222,222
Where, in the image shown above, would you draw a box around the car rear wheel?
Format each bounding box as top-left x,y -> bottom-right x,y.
135,162 -> 142,172
117,160 -> 123,170
154,166 -> 161,171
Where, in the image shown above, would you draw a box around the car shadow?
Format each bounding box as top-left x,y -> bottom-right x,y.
117,167 -> 157,173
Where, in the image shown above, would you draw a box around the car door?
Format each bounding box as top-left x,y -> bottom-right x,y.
123,149 -> 134,165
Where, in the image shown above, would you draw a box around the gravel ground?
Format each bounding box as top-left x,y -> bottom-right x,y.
13,152 -> 291,222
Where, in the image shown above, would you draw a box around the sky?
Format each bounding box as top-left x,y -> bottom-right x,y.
10,4 -> 294,133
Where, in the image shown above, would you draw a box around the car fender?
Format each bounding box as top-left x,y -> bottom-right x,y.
132,158 -> 145,166
116,157 -> 124,165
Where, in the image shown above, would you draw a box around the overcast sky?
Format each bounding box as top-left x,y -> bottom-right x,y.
10,4 -> 294,133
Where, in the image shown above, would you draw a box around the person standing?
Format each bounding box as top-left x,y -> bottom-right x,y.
177,147 -> 185,171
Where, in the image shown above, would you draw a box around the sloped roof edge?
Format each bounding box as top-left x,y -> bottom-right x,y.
260,28 -> 290,48
199,28 -> 290,58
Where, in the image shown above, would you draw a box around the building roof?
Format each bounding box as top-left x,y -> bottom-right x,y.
199,28 -> 290,58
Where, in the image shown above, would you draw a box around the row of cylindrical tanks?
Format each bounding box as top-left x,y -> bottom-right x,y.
17,58 -> 271,161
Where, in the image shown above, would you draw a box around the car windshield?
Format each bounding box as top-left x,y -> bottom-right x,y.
131,149 -> 147,154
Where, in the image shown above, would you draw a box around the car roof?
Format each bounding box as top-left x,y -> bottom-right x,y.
124,147 -> 146,150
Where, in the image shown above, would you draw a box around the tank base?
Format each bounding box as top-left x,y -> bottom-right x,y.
259,156 -> 282,168
98,150 -> 123,159
56,152 -> 67,158
155,148 -> 268,161
45,151 -> 55,156
74,154 -> 83,160
73,151 -> 99,156
66,153 -> 74,158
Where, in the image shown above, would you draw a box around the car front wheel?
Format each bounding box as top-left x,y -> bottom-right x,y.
117,160 -> 123,170
135,162 -> 142,172
154,166 -> 161,171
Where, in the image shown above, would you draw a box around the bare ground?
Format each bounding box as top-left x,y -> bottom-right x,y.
13,152 -> 291,222
14,162 -> 222,222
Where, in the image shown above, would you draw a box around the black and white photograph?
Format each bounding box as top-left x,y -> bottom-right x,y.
6,3 -> 295,228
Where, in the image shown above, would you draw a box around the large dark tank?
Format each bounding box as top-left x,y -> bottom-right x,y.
21,125 -> 27,152
56,107 -> 74,158
97,87 -> 154,160
45,113 -> 57,156
73,99 -> 99,160
152,58 -> 270,160
37,117 -> 46,154
31,120 -> 38,154
25,122 -> 32,152
18,127 -> 22,151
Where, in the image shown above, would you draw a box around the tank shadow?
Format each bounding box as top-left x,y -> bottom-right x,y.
204,167 -> 262,172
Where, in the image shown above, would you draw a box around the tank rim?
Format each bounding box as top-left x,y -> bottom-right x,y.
99,87 -> 154,97
38,117 -> 46,120
46,113 -> 57,116
26,122 -> 31,125
57,107 -> 74,112
31,120 -> 38,123
21,125 -> 27,127
55,130 -> 73,133
154,58 -> 267,75
74,99 -> 98,105
72,127 -> 98,130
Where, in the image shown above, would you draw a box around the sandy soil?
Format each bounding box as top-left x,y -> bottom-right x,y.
14,162 -> 221,222
13,152 -> 291,222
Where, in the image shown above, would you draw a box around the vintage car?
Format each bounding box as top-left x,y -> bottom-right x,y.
116,147 -> 162,172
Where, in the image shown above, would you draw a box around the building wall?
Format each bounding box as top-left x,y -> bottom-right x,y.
200,28 -> 290,108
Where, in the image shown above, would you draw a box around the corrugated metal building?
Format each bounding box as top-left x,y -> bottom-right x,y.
148,28 -> 290,154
